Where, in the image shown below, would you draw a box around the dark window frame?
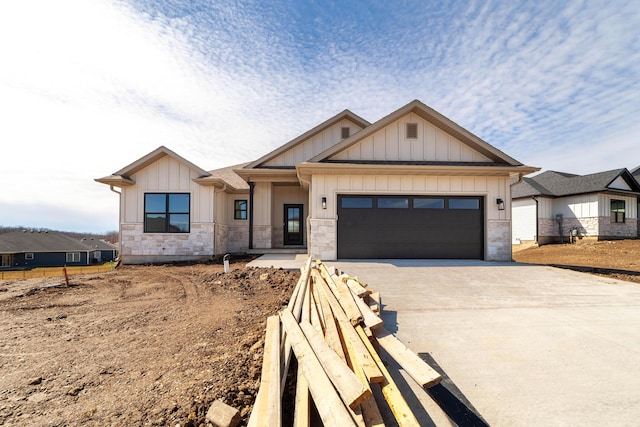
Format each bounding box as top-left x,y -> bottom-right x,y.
234,200 -> 248,220
144,193 -> 191,233
611,199 -> 626,223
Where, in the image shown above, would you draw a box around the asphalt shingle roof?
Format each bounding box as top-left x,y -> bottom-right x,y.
0,230 -> 116,253
512,168 -> 640,199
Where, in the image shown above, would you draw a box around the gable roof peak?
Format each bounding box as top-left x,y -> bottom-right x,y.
244,108 -> 371,169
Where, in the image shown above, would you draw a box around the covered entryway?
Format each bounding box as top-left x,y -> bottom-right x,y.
337,195 -> 484,259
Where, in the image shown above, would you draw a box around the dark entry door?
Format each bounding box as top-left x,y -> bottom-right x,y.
284,204 -> 303,245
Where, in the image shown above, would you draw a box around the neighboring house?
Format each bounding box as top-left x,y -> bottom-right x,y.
511,168 -> 640,245
0,230 -> 118,269
96,99 -> 538,264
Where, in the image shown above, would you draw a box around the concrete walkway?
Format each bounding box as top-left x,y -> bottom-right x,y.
249,255 -> 640,426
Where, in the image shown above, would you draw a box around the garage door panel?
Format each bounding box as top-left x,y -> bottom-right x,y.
337,195 -> 483,259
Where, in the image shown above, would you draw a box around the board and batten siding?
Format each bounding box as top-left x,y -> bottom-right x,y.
263,119 -> 366,167
121,155 -> 215,224
330,113 -> 492,162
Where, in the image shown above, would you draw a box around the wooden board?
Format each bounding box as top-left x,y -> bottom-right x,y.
280,309 -> 356,426
373,326 -> 442,388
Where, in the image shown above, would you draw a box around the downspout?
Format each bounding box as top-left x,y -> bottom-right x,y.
532,196 -> 539,244
109,185 -> 122,261
248,182 -> 255,250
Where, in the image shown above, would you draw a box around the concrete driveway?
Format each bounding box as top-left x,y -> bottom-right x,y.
320,259 -> 640,426
249,255 -> 640,424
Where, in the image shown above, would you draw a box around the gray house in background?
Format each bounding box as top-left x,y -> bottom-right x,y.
511,168 -> 640,245
0,230 -> 118,269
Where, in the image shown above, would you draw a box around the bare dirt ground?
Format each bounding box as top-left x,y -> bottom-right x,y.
513,239 -> 640,284
0,259 -> 299,427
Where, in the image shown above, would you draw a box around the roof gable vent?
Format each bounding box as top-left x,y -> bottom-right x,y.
405,123 -> 418,139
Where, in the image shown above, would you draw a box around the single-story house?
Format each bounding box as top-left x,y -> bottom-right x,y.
511,168 -> 640,245
96,99 -> 538,264
0,230 -> 118,268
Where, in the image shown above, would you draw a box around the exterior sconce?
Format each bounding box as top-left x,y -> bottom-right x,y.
496,198 -> 505,211
321,197 -> 327,209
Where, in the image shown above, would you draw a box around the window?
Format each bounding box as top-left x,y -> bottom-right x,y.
449,198 -> 480,209
234,200 -> 248,220
341,127 -> 350,139
378,197 -> 409,209
611,199 -> 625,223
144,193 -> 190,233
341,197 -> 373,209
66,252 -> 81,263
406,123 -> 418,139
25,253 -> 34,260
414,198 -> 445,209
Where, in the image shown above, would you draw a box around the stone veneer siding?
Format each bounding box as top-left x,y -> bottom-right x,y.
252,225 -> 272,249
538,216 -> 637,244
486,220 -> 511,261
309,218 -> 337,260
120,223 -> 214,264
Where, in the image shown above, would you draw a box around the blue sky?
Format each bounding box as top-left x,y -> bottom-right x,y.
0,0 -> 638,233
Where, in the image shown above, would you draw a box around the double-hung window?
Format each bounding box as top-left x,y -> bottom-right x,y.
144,193 -> 190,233
611,199 -> 625,223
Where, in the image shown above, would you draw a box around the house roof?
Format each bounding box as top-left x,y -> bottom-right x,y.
309,99 -> 524,165
0,230 -> 117,254
512,168 -> 640,199
244,109 -> 371,169
95,146 -> 210,186
193,163 -> 250,192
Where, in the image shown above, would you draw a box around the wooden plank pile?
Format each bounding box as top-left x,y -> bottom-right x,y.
246,258 -> 442,427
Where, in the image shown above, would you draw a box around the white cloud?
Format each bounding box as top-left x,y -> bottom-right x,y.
0,0 -> 638,232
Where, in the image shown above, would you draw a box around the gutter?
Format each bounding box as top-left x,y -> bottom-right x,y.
532,196 -> 539,244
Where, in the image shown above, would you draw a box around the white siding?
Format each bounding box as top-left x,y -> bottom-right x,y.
329,112 -> 493,162
608,176 -> 632,191
122,155 -> 215,224
512,199 -> 537,243
551,194 -> 599,219
263,119 -> 366,167
599,194 -> 637,219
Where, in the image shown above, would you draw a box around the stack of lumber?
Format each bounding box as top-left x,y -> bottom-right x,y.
247,258 -> 442,426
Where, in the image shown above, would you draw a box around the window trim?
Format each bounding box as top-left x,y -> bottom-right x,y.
144,193 -> 191,233
66,252 -> 81,263
234,199 -> 248,220
611,199 -> 626,223
25,253 -> 34,260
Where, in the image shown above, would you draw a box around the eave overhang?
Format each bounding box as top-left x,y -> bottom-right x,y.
296,162 -> 540,183
234,168 -> 300,183
192,176 -> 248,193
94,176 -> 135,187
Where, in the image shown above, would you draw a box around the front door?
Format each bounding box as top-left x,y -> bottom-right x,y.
1,254 -> 11,268
284,204 -> 303,245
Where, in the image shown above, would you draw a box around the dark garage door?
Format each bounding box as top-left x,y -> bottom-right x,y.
337,195 -> 484,259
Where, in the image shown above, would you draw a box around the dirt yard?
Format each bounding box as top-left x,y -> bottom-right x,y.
513,239 -> 640,284
0,259 -> 299,426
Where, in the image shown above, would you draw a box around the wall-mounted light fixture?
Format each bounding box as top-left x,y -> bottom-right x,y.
496,198 -> 505,211
321,197 -> 327,209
